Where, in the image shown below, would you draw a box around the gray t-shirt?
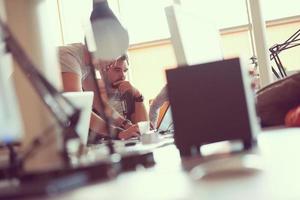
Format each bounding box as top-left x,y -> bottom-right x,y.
59,43 -> 90,81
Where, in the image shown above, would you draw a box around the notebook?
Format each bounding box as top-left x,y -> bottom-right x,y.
62,92 -> 94,145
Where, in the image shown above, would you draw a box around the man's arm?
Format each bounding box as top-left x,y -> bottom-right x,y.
62,72 -> 108,134
131,101 -> 148,124
113,80 -> 148,123
82,74 -> 141,139
82,73 -> 131,128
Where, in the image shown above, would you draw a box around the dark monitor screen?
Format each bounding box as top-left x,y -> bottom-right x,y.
166,58 -> 259,155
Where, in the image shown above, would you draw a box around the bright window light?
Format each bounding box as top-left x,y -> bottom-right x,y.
59,0 -> 300,44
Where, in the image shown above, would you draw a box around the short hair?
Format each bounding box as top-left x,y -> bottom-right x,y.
117,53 -> 129,65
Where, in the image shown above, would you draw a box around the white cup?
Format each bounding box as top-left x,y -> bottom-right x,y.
141,132 -> 159,144
137,121 -> 150,135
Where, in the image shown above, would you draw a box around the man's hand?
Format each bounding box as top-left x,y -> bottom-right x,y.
113,80 -> 140,97
118,124 -> 140,140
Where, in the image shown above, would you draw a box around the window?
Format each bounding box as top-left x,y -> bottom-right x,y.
58,0 -> 300,45
180,0 -> 248,29
115,0 -> 250,44
262,0 -> 300,20
113,0 -> 300,44
58,0 -> 93,44
118,0 -> 173,44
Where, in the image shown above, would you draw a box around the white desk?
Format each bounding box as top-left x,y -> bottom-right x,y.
28,128 -> 300,200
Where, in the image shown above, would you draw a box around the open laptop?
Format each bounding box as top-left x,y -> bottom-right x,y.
62,92 -> 94,145
156,103 -> 174,134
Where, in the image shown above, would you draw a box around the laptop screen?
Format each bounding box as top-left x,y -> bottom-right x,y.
157,103 -> 173,133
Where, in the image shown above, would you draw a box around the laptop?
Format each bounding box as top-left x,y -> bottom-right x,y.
156,103 -> 174,134
62,92 -> 94,145
166,58 -> 260,156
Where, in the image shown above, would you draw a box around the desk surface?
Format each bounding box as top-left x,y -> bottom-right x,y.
27,128 -> 300,200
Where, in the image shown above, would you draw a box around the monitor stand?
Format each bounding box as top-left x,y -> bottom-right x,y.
188,153 -> 264,181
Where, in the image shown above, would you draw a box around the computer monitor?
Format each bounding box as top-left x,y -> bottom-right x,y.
165,4 -> 223,66
166,58 -> 260,156
0,50 -> 23,144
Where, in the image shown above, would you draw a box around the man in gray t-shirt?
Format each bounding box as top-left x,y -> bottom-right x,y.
59,43 -> 148,140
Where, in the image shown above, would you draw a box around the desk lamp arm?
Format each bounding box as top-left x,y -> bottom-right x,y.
0,19 -> 81,170
269,29 -> 300,78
